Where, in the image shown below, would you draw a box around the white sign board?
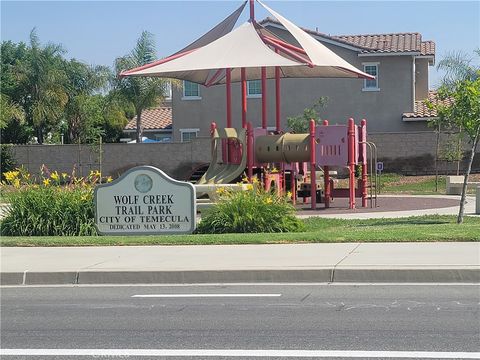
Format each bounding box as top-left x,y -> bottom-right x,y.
94,166 -> 196,235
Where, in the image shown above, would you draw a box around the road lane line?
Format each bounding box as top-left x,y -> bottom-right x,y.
2,283 -> 479,288
131,293 -> 282,298
1,349 -> 480,358
22,270 -> 28,285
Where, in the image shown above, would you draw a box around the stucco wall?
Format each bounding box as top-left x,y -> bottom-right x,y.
9,132 -> 479,179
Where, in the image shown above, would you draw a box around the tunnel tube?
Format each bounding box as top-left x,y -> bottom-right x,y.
255,133 -> 311,163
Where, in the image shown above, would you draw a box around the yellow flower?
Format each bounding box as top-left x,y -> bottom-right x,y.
106,176 -> 113,183
252,177 -> 259,184
13,178 -> 21,189
43,178 -> 50,186
246,184 -> 253,191
216,187 -> 226,195
4,171 -> 19,182
62,173 -> 68,179
50,171 -> 59,181
287,191 -> 292,198
241,176 -> 249,183
95,170 -> 101,177
264,197 -> 273,204
270,167 -> 279,173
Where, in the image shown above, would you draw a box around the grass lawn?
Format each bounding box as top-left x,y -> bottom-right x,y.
1,215 -> 479,247
378,173 -> 480,195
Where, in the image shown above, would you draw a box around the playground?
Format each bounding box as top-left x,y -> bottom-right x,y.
121,0 -> 382,213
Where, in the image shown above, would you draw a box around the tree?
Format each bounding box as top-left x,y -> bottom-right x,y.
287,97 -> 328,133
114,31 -> 170,143
14,29 -> 69,144
63,59 -> 111,143
434,50 -> 479,224
0,94 -> 24,130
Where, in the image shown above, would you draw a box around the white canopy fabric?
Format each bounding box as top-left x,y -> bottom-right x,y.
122,1 -> 374,84
258,0 -> 370,78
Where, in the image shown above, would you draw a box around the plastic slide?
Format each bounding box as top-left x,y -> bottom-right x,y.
197,128 -> 247,185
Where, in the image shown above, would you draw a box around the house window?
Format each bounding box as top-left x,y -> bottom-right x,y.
182,81 -> 201,99
180,128 -> 199,142
247,80 -> 262,98
363,63 -> 380,91
163,81 -> 172,101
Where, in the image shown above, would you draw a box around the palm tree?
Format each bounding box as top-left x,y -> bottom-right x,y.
437,50 -> 479,88
63,59 -> 111,143
114,31 -> 170,143
15,29 -> 69,144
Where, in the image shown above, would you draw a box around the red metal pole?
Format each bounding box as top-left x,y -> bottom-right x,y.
247,122 -> 254,181
241,67 -> 247,129
323,119 -> 330,208
249,0 -> 255,21
309,119 -> 316,210
226,68 -> 232,128
261,67 -> 267,129
120,49 -> 196,76
263,35 -> 308,55
261,36 -> 314,67
348,118 -> 356,209
361,118 -> 368,208
275,66 -> 281,131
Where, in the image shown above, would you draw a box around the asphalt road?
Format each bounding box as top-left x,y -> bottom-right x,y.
1,284 -> 479,359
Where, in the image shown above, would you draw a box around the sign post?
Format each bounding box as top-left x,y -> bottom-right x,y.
376,162 -> 384,194
94,166 -> 196,235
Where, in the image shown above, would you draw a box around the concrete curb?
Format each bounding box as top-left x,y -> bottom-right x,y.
1,267 -> 479,285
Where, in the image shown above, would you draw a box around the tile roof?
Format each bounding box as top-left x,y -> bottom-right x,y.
259,18 -> 435,56
124,107 -> 172,130
402,91 -> 453,119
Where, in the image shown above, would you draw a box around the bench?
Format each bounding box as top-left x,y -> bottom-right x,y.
446,176 -> 480,195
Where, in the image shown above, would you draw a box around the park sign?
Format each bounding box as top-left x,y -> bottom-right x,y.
94,166 -> 196,235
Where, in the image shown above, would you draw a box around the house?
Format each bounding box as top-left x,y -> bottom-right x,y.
123,107 -> 173,143
170,19 -> 451,172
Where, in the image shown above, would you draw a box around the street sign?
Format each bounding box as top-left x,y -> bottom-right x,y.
376,162 -> 384,173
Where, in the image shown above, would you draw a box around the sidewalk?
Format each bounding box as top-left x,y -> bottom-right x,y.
1,243 -> 479,285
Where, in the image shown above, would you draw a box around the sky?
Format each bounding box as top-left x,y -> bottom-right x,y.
1,0 -> 479,89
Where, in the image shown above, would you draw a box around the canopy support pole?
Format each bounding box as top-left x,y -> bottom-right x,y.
241,67 -> 247,129
226,68 -> 232,128
249,0 -> 255,21
261,67 -> 267,129
275,66 -> 281,131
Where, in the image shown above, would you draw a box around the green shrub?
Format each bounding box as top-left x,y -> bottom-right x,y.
197,185 -> 304,234
1,145 -> 16,180
0,186 -> 97,236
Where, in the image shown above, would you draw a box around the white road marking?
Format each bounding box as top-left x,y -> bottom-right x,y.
2,282 -> 479,288
131,293 -> 282,298
1,349 -> 479,358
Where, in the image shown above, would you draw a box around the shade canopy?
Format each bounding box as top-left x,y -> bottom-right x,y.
121,1 -> 374,84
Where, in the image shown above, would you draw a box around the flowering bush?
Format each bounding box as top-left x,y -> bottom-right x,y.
197,178 -> 304,234
0,166 -> 111,236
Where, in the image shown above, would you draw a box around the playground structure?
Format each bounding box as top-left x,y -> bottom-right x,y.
121,0 -> 378,210
199,117 -> 377,210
